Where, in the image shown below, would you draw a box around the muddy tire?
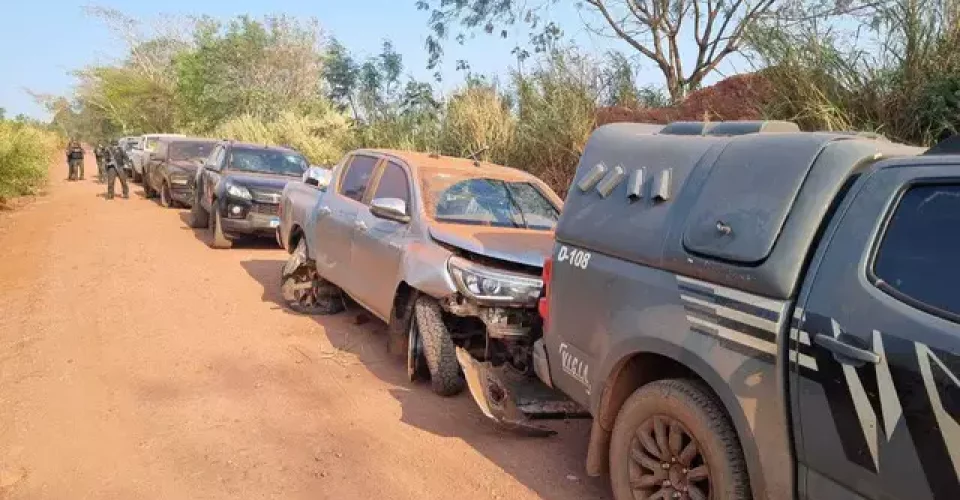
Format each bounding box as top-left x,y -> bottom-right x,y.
208,200 -> 232,249
143,175 -> 156,198
385,292 -> 427,381
387,292 -> 415,358
188,195 -> 209,228
609,379 -> 749,500
280,239 -> 344,315
413,297 -> 464,397
160,182 -> 173,208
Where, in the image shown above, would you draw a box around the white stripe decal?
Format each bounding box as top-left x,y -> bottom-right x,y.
834,319 -> 880,470
797,353 -> 819,371
681,293 -> 779,333
873,330 -> 902,441
677,275 -> 784,313
790,329 -> 812,346
917,344 -> 960,479
687,315 -> 777,356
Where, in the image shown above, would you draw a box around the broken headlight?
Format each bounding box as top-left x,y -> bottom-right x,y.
447,255 -> 543,305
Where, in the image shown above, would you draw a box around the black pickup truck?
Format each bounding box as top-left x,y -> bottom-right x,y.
187,141 -> 308,249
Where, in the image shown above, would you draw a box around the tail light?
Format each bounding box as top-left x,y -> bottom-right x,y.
538,257 -> 553,330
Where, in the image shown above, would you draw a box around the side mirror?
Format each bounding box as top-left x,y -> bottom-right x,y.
370,198 -> 410,223
303,166 -> 331,190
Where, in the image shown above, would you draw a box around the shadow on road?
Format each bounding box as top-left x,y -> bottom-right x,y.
238,258 -> 608,500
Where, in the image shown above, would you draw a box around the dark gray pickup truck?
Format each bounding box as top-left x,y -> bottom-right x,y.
188,141 -> 308,248
461,121 -> 960,500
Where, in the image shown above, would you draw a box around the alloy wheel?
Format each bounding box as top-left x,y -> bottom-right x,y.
629,415 -> 711,500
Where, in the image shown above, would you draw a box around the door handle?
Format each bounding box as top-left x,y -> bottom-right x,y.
814,335 -> 881,364
355,220 -> 368,231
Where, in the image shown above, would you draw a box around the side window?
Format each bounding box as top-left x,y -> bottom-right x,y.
339,155 -> 378,203
873,183 -> 960,320
207,146 -> 223,168
371,161 -> 411,212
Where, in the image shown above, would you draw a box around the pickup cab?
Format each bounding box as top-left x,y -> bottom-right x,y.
187,141 -> 308,249
143,137 -> 218,207
277,149 -> 566,398
129,133 -> 185,182
460,121 -> 960,500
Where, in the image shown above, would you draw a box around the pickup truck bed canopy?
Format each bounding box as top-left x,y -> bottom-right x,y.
557,122 -> 924,300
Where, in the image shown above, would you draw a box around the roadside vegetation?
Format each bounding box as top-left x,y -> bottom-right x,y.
0,112 -> 62,205
36,0 -> 960,196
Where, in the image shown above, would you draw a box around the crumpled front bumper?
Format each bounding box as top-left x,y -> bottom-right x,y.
455,345 -> 588,437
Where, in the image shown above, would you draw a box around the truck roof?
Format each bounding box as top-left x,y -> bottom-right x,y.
356,149 -> 536,182
557,121 -> 924,300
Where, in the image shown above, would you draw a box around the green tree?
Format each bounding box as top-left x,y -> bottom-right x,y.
417,0 -> 777,101
324,39 -> 360,117
174,15 -> 326,132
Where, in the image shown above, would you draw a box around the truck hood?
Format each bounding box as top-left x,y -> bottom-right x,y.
428,223 -> 554,269
223,172 -> 299,192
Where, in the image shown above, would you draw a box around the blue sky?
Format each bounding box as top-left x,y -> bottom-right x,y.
1,1 -> 743,120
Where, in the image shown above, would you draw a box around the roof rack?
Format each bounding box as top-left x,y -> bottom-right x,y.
659,120 -> 800,136
923,134 -> 960,155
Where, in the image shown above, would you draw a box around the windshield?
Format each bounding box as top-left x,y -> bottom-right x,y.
169,141 -> 216,162
422,172 -> 559,230
227,147 -> 307,177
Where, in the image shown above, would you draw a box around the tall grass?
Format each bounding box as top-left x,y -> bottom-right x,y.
0,122 -> 61,204
212,109 -> 353,166
440,84 -> 515,163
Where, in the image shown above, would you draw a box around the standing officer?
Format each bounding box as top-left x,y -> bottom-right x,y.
94,142 -> 108,182
66,139 -> 85,181
104,140 -> 130,199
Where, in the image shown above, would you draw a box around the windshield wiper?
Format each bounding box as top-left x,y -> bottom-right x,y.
498,180 -> 528,229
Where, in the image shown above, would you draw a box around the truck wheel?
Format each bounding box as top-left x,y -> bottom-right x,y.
609,379 -> 749,500
143,176 -> 156,198
280,239 -> 344,315
208,200 -> 233,249
160,182 -> 173,208
187,195 -> 209,228
413,297 -> 465,397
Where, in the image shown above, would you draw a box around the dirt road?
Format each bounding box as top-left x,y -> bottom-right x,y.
0,157 -> 608,500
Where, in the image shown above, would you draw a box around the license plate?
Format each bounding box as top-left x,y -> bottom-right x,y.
269,218 -> 280,228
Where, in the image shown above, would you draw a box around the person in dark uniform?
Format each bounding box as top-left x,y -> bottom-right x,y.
66,139 -> 85,181
105,141 -> 130,199
94,142 -> 108,182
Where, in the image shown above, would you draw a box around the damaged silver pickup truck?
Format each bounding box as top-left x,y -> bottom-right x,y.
277,149 -> 570,398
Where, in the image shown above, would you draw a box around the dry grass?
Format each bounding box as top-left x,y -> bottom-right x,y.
0,122 -> 61,205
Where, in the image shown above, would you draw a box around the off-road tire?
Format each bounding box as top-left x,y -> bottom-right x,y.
142,174 -> 155,198
387,292 -> 416,358
208,200 -> 233,249
609,379 -> 750,500
188,195 -> 209,228
413,297 -> 464,397
280,240 -> 344,315
160,182 -> 173,208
